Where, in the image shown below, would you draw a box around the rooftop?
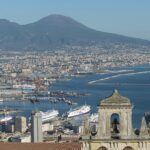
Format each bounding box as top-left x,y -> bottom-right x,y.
100,89 -> 131,106
0,143 -> 81,150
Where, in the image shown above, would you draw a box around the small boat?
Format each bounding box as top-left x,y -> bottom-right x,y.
0,98 -> 4,102
29,97 -> 40,104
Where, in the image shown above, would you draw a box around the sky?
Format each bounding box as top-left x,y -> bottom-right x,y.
0,0 -> 150,40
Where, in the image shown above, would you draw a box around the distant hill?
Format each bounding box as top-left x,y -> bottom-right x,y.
0,14 -> 150,51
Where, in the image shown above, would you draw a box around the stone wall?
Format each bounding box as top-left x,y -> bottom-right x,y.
82,139 -> 150,150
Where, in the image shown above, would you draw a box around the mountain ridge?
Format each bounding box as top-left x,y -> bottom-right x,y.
0,14 -> 150,51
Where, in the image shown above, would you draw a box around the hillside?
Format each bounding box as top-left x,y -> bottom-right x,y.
0,14 -> 150,51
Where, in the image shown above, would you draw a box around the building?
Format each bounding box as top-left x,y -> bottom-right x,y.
31,111 -> 43,143
11,134 -> 31,143
6,123 -> 15,133
81,90 -> 150,150
42,123 -> 54,132
15,116 -> 27,133
0,143 -> 81,150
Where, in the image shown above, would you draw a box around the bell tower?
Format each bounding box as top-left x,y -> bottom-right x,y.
97,89 -> 133,139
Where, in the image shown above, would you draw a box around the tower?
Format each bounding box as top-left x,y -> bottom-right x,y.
31,111 -> 43,142
15,116 -> 27,133
97,89 -> 133,139
81,90 -> 150,150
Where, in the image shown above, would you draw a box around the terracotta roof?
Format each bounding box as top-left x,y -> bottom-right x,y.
0,143 -> 81,150
100,89 -> 131,106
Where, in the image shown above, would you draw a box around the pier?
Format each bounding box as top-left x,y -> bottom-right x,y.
0,108 -> 21,114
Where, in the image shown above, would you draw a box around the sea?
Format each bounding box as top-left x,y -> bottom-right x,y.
1,64 -> 150,128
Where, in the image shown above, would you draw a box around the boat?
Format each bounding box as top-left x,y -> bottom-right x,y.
30,98 -> 39,104
67,105 -> 91,118
40,110 -> 59,123
0,115 -> 13,123
13,84 -> 36,90
75,70 -> 94,75
0,98 -> 3,102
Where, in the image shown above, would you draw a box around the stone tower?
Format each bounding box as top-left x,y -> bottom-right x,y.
31,111 -> 43,143
97,89 -> 133,139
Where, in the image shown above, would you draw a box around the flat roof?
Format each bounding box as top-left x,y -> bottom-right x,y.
0,143 -> 81,150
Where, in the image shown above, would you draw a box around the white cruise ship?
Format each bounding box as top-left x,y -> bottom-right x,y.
13,84 -> 36,90
67,105 -> 91,118
0,115 -> 13,123
40,110 -> 59,123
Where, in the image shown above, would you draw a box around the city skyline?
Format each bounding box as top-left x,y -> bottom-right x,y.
0,0 -> 150,149
0,0 -> 150,40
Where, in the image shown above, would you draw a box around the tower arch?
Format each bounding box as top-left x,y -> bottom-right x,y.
110,113 -> 120,139
97,89 -> 133,139
123,146 -> 134,150
97,146 -> 108,150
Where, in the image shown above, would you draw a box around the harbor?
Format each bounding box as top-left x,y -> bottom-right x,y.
0,65 -> 150,126
0,51 -> 150,143
0,1 -> 150,148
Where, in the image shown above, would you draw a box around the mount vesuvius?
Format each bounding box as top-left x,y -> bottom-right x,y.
0,14 -> 150,51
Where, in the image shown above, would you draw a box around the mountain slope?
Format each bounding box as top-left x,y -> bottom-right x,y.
0,14 -> 150,51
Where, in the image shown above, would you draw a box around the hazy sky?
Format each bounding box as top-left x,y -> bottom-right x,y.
0,0 -> 150,40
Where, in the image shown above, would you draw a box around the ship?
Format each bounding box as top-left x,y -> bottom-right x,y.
0,98 -> 3,102
13,84 -> 36,90
40,110 -> 59,123
67,105 -> 91,118
0,115 -> 13,123
75,70 -> 94,75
